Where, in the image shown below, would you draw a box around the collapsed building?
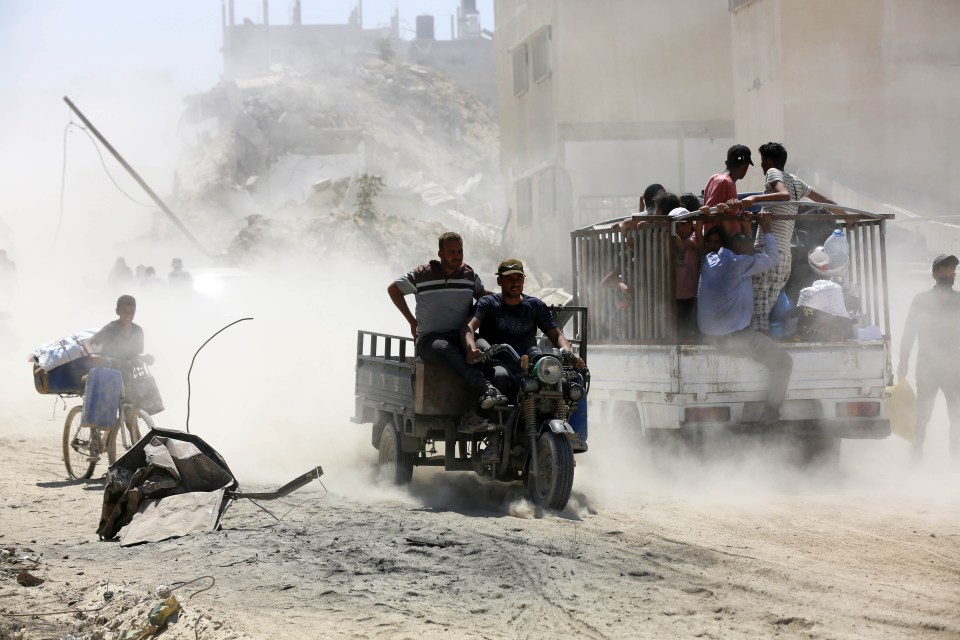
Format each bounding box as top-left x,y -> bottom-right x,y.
173,53 -> 504,274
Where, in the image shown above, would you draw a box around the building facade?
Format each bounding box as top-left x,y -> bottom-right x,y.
730,0 -> 960,239
495,0 -> 735,282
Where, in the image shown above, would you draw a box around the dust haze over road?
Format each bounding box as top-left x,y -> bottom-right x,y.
1,4 -> 959,640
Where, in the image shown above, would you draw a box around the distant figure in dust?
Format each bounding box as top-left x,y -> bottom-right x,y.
142,266 -> 164,289
108,257 -> 133,289
168,258 -> 193,289
898,254 -> 960,465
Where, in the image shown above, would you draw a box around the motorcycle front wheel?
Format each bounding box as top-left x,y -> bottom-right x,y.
526,431 -> 575,510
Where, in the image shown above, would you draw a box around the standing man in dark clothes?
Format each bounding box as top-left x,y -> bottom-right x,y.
388,232 -> 506,428
898,254 -> 960,464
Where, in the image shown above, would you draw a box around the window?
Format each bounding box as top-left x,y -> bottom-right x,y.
517,177 -> 533,226
531,28 -> 551,83
512,45 -> 528,96
538,167 -> 555,219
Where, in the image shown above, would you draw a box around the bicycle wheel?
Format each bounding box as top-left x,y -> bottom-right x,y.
62,405 -> 100,479
106,405 -> 154,465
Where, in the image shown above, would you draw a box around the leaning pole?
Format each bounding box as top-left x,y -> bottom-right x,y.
62,95 -> 209,257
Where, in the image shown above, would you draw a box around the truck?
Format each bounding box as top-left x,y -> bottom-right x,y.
571,206 -> 893,463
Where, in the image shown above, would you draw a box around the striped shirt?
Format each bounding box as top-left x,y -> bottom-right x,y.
754,168 -> 812,252
395,261 -> 485,336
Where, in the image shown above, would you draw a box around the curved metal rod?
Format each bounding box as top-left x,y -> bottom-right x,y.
186,317 -> 254,433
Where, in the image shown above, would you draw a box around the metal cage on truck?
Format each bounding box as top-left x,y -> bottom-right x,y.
570,205 -> 895,444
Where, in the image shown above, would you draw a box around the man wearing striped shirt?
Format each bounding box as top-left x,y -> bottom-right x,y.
388,232 -> 506,419
752,142 -> 843,331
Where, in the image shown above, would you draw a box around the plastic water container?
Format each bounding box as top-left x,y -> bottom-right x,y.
81,367 -> 123,428
823,228 -> 849,267
568,395 -> 588,443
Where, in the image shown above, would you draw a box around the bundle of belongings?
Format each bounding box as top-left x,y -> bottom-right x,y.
98,428 -> 238,546
30,330 -> 96,394
795,280 -> 855,342
29,330 -> 164,415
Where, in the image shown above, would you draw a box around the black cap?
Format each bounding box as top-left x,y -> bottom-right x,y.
497,258 -> 525,276
932,254 -> 959,271
726,144 -> 754,166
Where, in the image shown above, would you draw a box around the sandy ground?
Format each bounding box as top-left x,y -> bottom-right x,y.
2,247 -> 959,639
1,393 -> 959,640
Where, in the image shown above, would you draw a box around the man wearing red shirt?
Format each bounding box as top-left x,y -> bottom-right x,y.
703,144 -> 754,237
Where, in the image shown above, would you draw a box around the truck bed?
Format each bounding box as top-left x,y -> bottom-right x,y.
588,340 -> 890,438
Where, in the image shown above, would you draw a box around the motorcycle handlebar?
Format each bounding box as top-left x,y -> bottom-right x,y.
472,343 -> 521,366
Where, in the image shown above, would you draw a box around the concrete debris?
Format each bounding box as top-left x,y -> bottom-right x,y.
174,54 -> 506,274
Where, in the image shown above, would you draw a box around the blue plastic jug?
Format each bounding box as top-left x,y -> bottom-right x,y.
81,368 -> 123,428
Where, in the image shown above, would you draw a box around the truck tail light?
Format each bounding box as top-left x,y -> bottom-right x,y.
836,402 -> 880,418
684,407 -> 731,423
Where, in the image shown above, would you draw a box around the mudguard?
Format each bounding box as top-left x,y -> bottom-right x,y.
546,419 -> 575,436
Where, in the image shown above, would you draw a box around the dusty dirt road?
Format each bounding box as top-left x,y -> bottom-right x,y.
1,395 -> 958,640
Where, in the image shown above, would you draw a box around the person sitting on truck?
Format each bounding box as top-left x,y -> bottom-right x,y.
388,232 -> 506,428
700,225 -> 726,270
751,142 -> 845,333
897,253 -> 960,465
669,207 -> 704,342
463,258 -> 585,457
83,294 -> 154,367
697,211 -> 793,427
702,144 -> 755,237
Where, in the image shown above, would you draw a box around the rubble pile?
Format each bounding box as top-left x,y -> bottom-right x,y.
176,55 -> 504,272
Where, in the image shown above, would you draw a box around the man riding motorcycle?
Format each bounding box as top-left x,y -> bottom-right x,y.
462,258 -> 587,461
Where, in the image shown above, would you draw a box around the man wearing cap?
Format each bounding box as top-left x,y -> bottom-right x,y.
702,144 -> 757,237
898,253 -> 960,464
462,259 -> 585,456
698,211 -> 793,427
388,232 -> 506,426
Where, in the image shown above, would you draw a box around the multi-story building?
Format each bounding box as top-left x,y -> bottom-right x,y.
730,0 -> 960,250
495,0 -> 735,282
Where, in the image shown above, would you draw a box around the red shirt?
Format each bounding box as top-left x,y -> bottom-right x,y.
703,172 -> 742,235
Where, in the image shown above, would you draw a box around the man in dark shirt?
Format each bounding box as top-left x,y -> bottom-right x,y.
462,259 -> 583,459
83,295 -> 153,365
898,254 -> 960,464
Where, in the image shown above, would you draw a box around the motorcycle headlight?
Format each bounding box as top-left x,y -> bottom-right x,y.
533,356 -> 563,385
568,384 -> 584,401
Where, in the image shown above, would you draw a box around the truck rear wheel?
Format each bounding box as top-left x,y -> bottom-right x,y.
798,436 -> 841,469
378,421 -> 414,485
527,431 -> 575,510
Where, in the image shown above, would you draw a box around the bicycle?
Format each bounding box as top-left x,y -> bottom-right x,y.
62,358 -> 160,479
